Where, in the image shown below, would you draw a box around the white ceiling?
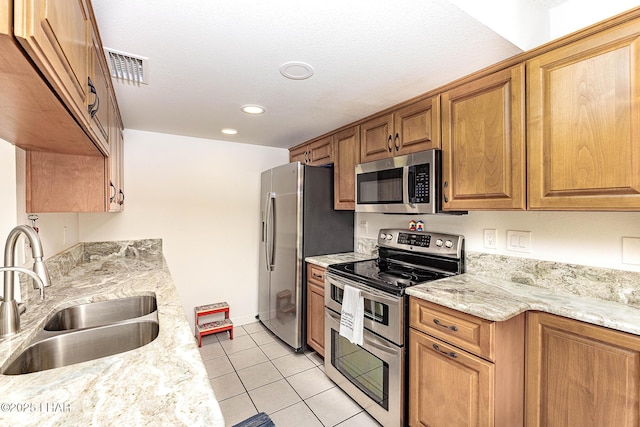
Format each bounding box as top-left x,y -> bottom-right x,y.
90,0 -> 631,149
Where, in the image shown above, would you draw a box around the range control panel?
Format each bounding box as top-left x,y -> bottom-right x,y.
377,228 -> 464,258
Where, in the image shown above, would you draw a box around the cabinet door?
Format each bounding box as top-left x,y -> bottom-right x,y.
333,126 -> 360,210
441,65 -> 526,210
395,96 -> 441,155
88,25 -> 110,155
526,312 -> 640,427
527,21 -> 640,210
409,329 -> 494,427
108,95 -> 124,212
14,0 -> 89,126
289,145 -> 308,163
306,264 -> 326,357
26,151 -> 106,213
309,136 -> 333,165
360,113 -> 393,162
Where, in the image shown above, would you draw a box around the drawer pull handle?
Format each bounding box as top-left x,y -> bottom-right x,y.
432,344 -> 457,358
433,318 -> 458,331
312,273 -> 323,279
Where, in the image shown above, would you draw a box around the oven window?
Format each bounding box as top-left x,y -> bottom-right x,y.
331,286 -> 389,326
357,168 -> 403,204
331,330 -> 389,410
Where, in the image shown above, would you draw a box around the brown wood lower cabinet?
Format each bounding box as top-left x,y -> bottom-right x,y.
525,312 -> 640,426
306,263 -> 326,357
408,297 -> 525,427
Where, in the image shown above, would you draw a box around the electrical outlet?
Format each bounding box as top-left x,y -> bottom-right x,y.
483,229 -> 497,249
622,237 -> 640,265
359,220 -> 368,234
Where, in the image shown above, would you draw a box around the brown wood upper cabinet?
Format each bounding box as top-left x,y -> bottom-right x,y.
441,64 -> 526,211
526,312 -> 640,426
527,18 -> 640,210
333,126 -> 360,210
13,0 -> 109,155
88,21 -> 110,155
289,136 -> 333,165
108,94 -> 125,212
360,96 -> 441,163
13,0 -> 89,136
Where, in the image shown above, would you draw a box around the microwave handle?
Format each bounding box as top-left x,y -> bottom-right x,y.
407,166 -> 416,204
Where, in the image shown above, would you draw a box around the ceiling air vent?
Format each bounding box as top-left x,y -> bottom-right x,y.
104,48 -> 149,84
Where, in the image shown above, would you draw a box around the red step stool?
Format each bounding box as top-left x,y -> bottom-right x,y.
195,302 -> 233,347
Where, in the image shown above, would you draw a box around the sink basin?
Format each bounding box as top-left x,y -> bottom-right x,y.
44,295 -> 157,331
2,319 -> 159,375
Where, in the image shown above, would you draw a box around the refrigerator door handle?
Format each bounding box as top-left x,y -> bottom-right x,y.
265,192 -> 276,271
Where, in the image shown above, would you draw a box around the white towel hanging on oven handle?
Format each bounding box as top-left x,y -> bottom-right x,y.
339,284 -> 364,345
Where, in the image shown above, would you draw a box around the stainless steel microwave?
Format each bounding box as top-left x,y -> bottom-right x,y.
355,150 -> 442,214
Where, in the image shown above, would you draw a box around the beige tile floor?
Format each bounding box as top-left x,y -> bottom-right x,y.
199,321 -> 382,427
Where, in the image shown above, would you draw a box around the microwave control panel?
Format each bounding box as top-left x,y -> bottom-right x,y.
410,164 -> 430,203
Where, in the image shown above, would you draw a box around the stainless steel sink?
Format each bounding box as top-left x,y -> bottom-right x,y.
44,295 -> 157,331
2,318 -> 159,375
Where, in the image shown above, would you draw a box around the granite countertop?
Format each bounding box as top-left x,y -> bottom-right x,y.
406,273 -> 640,336
0,240 -> 224,427
305,252 -> 375,268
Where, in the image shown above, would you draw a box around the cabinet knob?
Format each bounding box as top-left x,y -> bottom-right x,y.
394,133 -> 399,151
387,135 -> 392,152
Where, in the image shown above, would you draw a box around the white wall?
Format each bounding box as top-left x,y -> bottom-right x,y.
448,0 -> 640,50
0,139 -> 17,299
448,0 -> 550,50
357,210 -> 640,272
0,139 -> 17,240
79,130 -> 289,330
549,0 -> 640,38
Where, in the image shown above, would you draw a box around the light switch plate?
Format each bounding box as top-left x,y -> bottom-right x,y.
506,230 -> 531,253
622,237 -> 640,265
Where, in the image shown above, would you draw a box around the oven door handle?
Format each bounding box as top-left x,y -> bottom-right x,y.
325,309 -> 400,357
325,273 -> 401,305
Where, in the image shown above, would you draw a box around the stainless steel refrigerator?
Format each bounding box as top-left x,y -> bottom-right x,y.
258,162 -> 354,351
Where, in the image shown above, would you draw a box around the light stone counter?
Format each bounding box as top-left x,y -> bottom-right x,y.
407,251 -> 640,337
0,240 -> 224,427
305,252 -> 376,268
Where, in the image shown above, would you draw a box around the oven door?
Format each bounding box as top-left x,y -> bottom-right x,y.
325,308 -> 403,427
325,272 -> 403,346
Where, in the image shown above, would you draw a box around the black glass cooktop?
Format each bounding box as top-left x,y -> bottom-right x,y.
327,258 -> 451,296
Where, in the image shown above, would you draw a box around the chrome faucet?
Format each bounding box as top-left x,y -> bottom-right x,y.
0,225 -> 51,337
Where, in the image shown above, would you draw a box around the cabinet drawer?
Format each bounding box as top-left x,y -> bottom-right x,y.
410,297 -> 495,361
409,328 -> 494,427
307,264 -> 326,286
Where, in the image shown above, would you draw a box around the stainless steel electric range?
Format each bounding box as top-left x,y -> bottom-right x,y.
324,228 -> 465,427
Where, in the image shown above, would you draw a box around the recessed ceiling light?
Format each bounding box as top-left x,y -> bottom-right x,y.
279,61 -> 314,80
221,128 -> 238,135
241,104 -> 265,114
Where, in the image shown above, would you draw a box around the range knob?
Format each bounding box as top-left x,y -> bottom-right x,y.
435,239 -> 444,247
445,240 -> 454,248
380,233 -> 387,240
386,233 -> 393,240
